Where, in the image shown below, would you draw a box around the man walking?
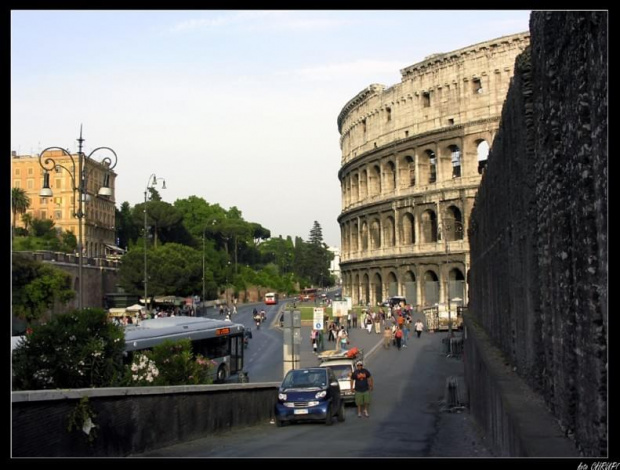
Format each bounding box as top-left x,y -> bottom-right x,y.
414,319 -> 424,338
350,360 -> 374,418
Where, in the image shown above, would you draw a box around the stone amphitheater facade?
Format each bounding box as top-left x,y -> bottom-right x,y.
337,32 -> 530,309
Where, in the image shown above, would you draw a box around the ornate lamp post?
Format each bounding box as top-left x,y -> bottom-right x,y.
143,174 -> 166,311
438,219 -> 464,341
38,126 -> 118,310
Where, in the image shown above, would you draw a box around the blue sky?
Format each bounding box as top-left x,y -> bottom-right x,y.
11,10 -> 531,247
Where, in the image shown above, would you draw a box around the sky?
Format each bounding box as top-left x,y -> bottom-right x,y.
10,10 -> 531,248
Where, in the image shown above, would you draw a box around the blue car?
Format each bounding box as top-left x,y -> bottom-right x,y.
275,367 -> 345,427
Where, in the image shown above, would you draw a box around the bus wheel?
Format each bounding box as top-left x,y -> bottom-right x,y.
216,364 -> 227,383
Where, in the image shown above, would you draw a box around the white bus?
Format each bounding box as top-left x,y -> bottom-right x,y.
124,316 -> 245,383
264,292 -> 278,305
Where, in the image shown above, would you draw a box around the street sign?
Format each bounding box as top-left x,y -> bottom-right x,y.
313,308 -> 324,330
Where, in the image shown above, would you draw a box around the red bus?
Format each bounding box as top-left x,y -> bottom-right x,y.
299,288 -> 318,301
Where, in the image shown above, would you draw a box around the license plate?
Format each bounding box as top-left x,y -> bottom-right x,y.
294,409 -> 309,415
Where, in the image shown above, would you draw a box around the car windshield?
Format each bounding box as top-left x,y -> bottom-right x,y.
326,364 -> 352,381
282,370 -> 327,389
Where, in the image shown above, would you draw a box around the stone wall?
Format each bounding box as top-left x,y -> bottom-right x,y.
468,11 -> 607,456
12,383 -> 280,457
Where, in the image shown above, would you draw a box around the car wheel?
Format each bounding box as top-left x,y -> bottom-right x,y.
276,418 -> 284,428
337,402 -> 345,422
325,405 -> 333,426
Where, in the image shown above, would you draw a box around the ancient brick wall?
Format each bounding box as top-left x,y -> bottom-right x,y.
468,11 -> 607,456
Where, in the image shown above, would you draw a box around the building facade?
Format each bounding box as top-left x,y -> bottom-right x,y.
11,150 -> 118,258
337,32 -> 530,308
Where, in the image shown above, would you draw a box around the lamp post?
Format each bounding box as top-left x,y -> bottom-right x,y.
437,219 -> 464,341
143,174 -> 166,311
38,126 -> 117,311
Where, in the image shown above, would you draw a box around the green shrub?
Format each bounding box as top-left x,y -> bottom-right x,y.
12,308 -> 126,390
123,338 -> 215,386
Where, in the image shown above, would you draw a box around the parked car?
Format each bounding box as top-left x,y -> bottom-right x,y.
274,367 -> 345,427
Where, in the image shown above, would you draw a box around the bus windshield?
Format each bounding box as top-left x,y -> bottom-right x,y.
124,317 -> 244,383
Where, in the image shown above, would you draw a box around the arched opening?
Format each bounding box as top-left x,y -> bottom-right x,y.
370,165 -> 381,196
421,210 -> 438,243
449,144 -> 461,178
404,270 -> 417,307
370,218 -> 381,249
477,140 -> 489,174
447,268 -> 466,306
362,273 -> 370,306
384,216 -> 395,247
361,221 -> 369,251
423,270 -> 439,306
401,212 -> 415,245
443,206 -> 464,241
360,169 -> 368,199
387,271 -> 398,297
427,150 -> 437,183
384,161 -> 396,192
352,222 -> 359,252
373,272 -> 383,305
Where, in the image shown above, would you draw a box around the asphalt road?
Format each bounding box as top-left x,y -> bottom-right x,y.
134,306 -> 494,458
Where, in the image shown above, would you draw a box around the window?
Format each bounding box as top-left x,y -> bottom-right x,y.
386,107 -> 391,122
423,92 -> 431,108
28,167 -> 34,176
40,210 -> 47,219
450,146 -> 461,178
15,168 -> 21,176
473,78 -> 483,94
27,179 -> 34,189
55,210 -> 62,220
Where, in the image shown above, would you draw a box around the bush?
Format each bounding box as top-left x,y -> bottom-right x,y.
12,308 -> 126,390
123,339 -> 215,386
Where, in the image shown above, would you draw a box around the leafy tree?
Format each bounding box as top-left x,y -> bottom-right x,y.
30,218 -> 56,238
12,253 -> 76,325
21,213 -> 33,234
11,187 -> 30,235
12,308 -> 126,390
115,202 -> 139,249
134,199 -> 182,248
118,243 -> 202,297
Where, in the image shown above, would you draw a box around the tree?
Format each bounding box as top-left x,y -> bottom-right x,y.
12,308 -> 126,390
11,187 -> 30,235
308,220 -> 324,245
134,199 -> 182,248
12,254 -> 76,326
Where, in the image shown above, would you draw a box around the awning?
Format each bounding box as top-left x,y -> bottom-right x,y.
104,244 -> 126,254
108,308 -> 128,317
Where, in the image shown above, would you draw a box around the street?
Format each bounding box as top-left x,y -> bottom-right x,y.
134,305 -> 494,457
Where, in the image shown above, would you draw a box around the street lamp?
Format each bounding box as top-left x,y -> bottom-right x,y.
143,174 -> 166,311
201,220 -> 217,313
38,126 -> 117,311
438,219 -> 464,341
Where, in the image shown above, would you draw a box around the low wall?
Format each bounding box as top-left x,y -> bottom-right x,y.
12,382 -> 280,457
463,315 -> 578,457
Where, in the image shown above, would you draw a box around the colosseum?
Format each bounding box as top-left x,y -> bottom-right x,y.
337,32 -> 530,310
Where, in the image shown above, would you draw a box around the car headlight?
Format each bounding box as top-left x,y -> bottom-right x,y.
278,393 -> 287,400
315,390 -> 327,399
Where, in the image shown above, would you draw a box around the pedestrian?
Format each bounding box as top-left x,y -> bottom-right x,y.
350,360 -> 373,418
337,326 -> 348,351
394,326 -> 403,350
311,329 -> 318,354
352,311 -> 358,328
383,326 -> 392,349
414,319 -> 424,338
